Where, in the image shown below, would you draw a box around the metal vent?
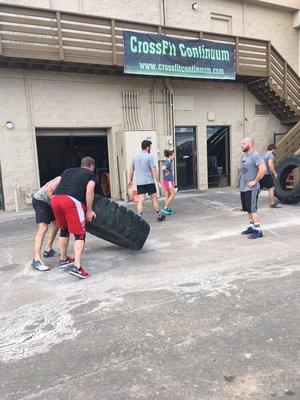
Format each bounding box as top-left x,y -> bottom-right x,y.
255,104 -> 270,116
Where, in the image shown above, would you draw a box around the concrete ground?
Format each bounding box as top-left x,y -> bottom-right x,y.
0,188 -> 299,400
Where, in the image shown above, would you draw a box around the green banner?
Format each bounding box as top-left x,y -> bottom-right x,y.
123,31 -> 236,80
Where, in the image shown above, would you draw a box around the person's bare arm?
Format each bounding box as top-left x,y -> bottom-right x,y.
128,167 -> 134,187
247,163 -> 266,188
45,176 -> 61,199
151,166 -> 161,186
85,180 -> 96,222
268,159 -> 278,178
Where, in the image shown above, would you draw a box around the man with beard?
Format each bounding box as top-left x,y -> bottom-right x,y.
239,138 -> 266,239
128,140 -> 165,222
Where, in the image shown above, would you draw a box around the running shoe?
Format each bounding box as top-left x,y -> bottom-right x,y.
248,230 -> 263,239
43,249 -> 60,258
69,266 -> 89,279
167,208 -> 175,214
161,207 -> 173,215
31,259 -> 50,271
157,213 -> 166,222
60,257 -> 75,268
270,203 -> 281,208
241,227 -> 255,235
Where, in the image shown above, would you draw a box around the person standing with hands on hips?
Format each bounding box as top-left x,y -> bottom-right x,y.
239,138 -> 266,239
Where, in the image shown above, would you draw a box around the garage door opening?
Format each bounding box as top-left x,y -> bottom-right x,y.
36,129 -> 110,197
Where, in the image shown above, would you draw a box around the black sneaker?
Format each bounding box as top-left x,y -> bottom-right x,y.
60,257 -> 75,268
270,203 -> 281,208
43,249 -> 60,258
69,266 -> 89,279
241,227 -> 255,235
157,213 -> 166,222
248,230 -> 263,239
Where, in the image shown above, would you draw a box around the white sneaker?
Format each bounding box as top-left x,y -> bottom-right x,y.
31,259 -> 50,271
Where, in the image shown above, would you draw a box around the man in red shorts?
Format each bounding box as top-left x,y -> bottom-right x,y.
51,157 -> 97,279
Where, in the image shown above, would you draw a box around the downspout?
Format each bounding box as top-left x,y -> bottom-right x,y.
23,70 -> 39,189
243,1 -> 246,138
243,85 -> 246,138
164,78 -> 177,182
160,0 -> 167,26
243,0 -> 246,37
164,78 -> 175,141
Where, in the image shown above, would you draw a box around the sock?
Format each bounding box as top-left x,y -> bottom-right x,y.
249,219 -> 254,228
254,223 -> 261,231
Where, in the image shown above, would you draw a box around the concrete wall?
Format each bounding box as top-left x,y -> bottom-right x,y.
3,0 -> 299,72
171,80 -> 284,189
244,2 -> 299,73
0,68 -> 284,210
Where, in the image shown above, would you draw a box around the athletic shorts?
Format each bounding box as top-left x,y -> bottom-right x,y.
137,183 -> 157,195
51,195 -> 86,235
259,174 -> 274,189
241,190 -> 259,213
163,180 -> 175,191
32,197 -> 55,224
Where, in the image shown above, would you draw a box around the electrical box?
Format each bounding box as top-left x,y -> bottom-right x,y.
117,130 -> 158,200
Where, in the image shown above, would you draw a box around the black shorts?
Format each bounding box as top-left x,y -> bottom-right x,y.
241,190 -> 259,213
259,174 -> 274,189
137,183 -> 157,195
32,197 -> 55,224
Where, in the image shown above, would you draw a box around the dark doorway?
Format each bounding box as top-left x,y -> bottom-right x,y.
175,126 -> 197,190
36,132 -> 110,196
207,125 -> 230,188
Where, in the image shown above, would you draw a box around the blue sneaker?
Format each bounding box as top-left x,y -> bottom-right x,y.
241,227 -> 255,235
248,230 -> 263,239
161,208 -> 172,215
167,208 -> 175,214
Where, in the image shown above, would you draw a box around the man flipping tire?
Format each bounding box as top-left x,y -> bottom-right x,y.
51,157 -> 97,279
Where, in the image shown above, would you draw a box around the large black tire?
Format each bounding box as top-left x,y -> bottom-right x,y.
86,196 -> 150,250
274,156 -> 300,204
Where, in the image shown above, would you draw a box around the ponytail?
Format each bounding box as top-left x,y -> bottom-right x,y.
164,149 -> 174,158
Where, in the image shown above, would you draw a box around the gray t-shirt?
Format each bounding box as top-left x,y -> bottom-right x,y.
239,150 -> 264,192
261,151 -> 274,175
132,152 -> 155,185
33,178 -> 58,205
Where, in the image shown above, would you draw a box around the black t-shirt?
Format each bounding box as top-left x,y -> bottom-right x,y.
54,167 -> 97,203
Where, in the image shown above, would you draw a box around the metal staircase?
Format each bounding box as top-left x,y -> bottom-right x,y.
246,45 -> 300,161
